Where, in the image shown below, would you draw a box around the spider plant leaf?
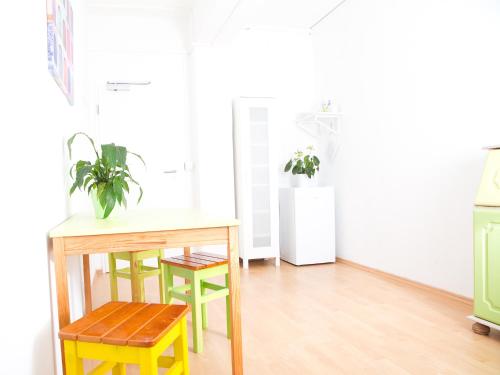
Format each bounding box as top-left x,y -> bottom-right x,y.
113,178 -> 123,205
67,132 -> 99,160
137,186 -> 143,204
69,163 -> 76,179
122,194 -> 127,209
127,175 -> 144,204
103,187 -> 116,219
75,165 -> 92,187
116,146 -> 127,167
69,181 -> 79,195
83,176 -> 93,190
122,179 -> 129,193
127,151 -> 146,167
101,143 -> 117,169
98,183 -> 107,208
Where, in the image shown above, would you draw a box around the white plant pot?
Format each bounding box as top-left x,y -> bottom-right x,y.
291,174 -> 318,188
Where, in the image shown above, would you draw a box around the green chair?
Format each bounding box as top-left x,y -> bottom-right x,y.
161,252 -> 231,353
108,249 -> 163,302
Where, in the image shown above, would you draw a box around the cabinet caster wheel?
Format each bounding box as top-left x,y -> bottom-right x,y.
472,322 -> 490,335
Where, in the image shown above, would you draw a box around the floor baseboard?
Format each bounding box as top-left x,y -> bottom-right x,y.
336,257 -> 472,306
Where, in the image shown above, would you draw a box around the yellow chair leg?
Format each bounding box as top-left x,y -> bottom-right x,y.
174,317 -> 190,375
139,349 -> 158,375
63,341 -> 84,375
112,363 -> 127,375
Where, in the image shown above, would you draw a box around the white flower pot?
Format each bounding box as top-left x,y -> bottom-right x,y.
291,174 -> 318,188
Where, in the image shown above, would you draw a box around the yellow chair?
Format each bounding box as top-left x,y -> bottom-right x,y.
108,250 -> 163,302
59,301 -> 190,375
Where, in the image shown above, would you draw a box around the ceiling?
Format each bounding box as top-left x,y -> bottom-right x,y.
234,0 -> 342,29
86,0 -> 194,10
87,0 -> 346,43
193,0 -> 346,43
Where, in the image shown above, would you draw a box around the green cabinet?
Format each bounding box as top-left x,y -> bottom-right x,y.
474,207 -> 500,325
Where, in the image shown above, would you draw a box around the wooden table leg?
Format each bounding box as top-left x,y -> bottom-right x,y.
227,226 -> 243,375
53,237 -> 70,374
82,254 -> 92,314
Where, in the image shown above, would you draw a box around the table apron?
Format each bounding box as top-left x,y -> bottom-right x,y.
60,227 -> 230,255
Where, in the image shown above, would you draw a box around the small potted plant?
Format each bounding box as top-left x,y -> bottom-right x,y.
67,132 -> 145,219
284,145 -> 320,187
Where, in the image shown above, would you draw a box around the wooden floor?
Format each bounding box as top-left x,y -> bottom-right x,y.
90,259 -> 500,374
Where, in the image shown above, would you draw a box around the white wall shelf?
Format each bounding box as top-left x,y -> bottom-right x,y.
296,112 -> 342,160
296,112 -> 342,138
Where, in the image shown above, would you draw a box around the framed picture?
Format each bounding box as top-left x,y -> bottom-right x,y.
47,0 -> 74,105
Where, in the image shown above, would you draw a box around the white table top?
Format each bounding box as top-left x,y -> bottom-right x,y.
49,208 -> 239,238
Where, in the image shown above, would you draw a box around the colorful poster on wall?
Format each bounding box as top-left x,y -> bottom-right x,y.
47,0 -> 74,105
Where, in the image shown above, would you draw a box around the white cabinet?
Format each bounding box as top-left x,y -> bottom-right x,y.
279,187 -> 336,265
233,97 -> 280,268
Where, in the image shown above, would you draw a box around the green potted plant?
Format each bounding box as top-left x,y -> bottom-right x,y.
284,145 -> 320,187
67,132 -> 145,219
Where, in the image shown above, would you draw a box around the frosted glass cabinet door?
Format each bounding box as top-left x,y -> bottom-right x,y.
249,106 -> 271,247
233,97 -> 280,268
474,207 -> 500,325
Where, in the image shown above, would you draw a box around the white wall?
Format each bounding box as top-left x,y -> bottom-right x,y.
0,1 -> 90,374
313,0 -> 500,297
191,29 -> 317,215
233,29 -> 318,186
84,5 -> 194,267
187,29 -> 318,256
189,44 -> 236,216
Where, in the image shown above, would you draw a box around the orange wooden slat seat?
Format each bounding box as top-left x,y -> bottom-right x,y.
161,252 -> 228,270
59,302 -> 190,374
59,302 -> 188,347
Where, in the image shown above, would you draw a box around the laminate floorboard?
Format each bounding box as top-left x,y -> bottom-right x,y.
88,259 -> 500,374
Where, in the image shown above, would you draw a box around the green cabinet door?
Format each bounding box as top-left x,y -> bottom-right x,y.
474,207 -> 500,325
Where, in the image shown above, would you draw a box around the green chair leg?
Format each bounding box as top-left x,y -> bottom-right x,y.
130,252 -> 143,302
109,250 -> 163,303
157,254 -> 164,304
190,274 -> 203,353
162,264 -> 174,304
138,260 -> 146,303
161,258 -> 232,353
225,273 -> 231,339
201,281 -> 208,330
109,253 -> 119,301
